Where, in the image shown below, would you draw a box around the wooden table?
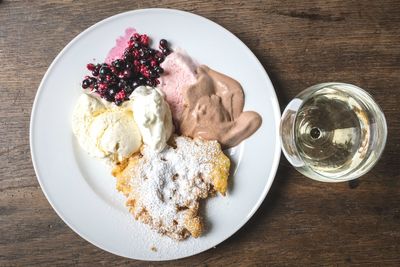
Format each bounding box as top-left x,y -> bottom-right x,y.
1,0 -> 399,266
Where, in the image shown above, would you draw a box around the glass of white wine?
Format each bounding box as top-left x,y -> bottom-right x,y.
280,82 -> 387,182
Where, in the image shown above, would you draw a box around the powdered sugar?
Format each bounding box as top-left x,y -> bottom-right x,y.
127,136 -> 222,239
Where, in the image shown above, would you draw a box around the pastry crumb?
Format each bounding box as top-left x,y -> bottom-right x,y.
150,246 -> 157,252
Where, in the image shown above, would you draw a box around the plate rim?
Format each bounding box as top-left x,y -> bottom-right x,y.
30,8 -> 281,261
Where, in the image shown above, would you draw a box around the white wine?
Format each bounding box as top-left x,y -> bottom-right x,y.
295,88 -> 370,178
281,83 -> 387,182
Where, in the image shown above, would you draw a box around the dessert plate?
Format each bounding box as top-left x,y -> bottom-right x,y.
30,8 -> 281,261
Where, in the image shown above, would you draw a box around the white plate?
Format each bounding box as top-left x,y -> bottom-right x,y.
30,8 -> 281,261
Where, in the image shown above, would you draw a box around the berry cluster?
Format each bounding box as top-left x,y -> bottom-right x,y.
81,33 -> 171,105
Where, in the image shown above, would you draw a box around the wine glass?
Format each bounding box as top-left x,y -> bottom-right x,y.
280,82 -> 387,182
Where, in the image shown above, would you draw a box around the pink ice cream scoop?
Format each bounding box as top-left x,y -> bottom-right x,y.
159,49 -> 198,124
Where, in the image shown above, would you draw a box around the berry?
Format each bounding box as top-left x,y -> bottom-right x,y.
156,56 -> 165,63
82,79 -> 91,89
90,77 -> 97,84
108,88 -> 117,97
105,94 -> 114,102
125,62 -> 133,70
123,69 -> 132,79
140,34 -> 149,46
155,67 -> 164,74
139,48 -> 148,58
118,80 -> 127,88
125,86 -> 134,94
146,79 -> 155,86
162,47 -> 171,55
138,76 -> 145,85
149,69 -> 159,78
115,90 -> 126,100
86,63 -> 96,71
128,39 -> 135,49
98,83 -> 108,91
123,48 -> 131,57
140,59 -> 147,65
140,66 -> 150,78
132,33 -> 141,40
133,50 -> 140,58
159,39 -> 168,48
112,59 -> 124,70
106,75 -> 113,82
123,54 -> 133,62
99,66 -> 110,76
150,60 -> 158,67
132,81 -> 140,88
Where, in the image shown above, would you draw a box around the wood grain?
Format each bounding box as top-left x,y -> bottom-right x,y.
1,0 -> 399,266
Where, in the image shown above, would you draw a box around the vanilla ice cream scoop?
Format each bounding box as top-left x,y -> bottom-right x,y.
72,94 -> 141,164
90,110 -> 141,162
131,86 -> 173,152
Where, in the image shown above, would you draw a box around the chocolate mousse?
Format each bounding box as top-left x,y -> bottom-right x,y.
179,66 -> 262,148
